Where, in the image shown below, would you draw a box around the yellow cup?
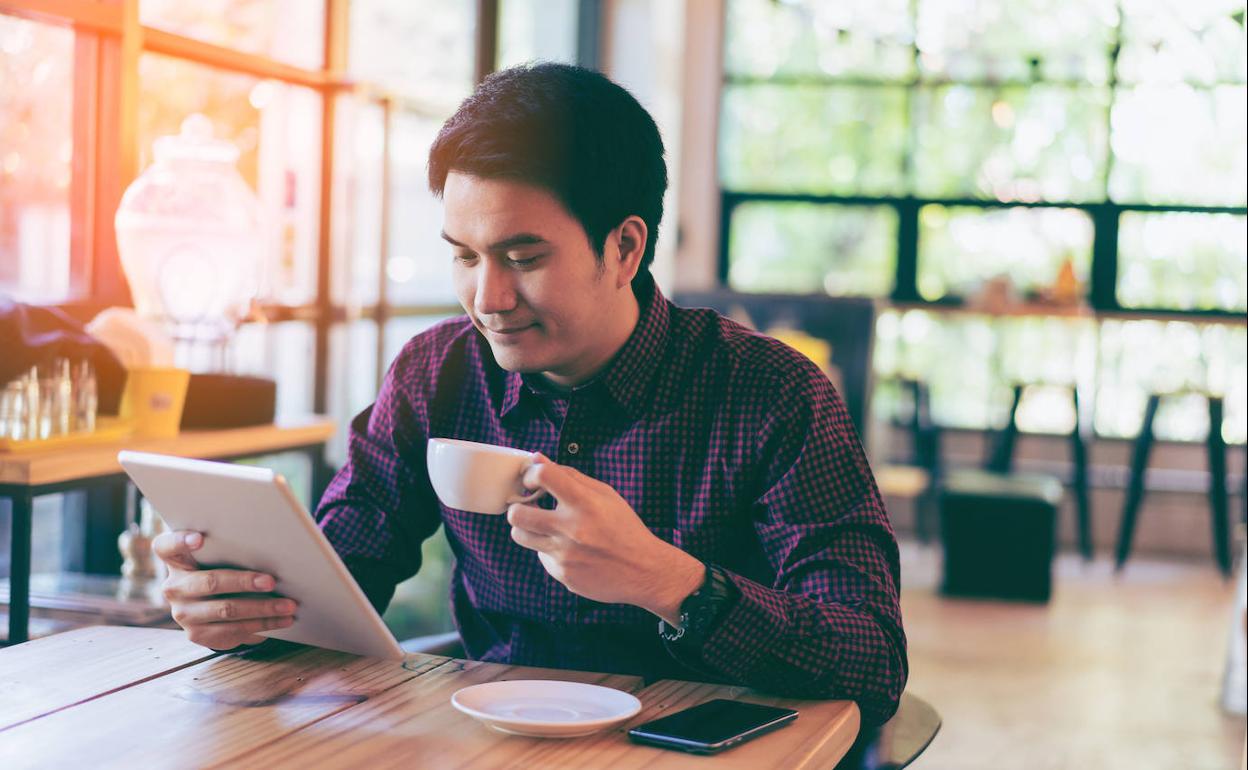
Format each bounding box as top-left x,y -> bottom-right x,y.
121,367 -> 191,438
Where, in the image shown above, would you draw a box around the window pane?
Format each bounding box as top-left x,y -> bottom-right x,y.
138,54 -> 323,305
387,111 -> 457,305
332,97 -> 384,307
914,85 -> 1109,202
140,0 -> 325,69
1118,212 -> 1247,312
872,309 -> 998,429
1095,320 -> 1246,442
720,84 -> 908,195
498,0 -> 577,69
1109,85 -> 1247,206
917,205 -> 1093,301
725,0 -> 914,80
996,317 -> 1097,390
727,203 -> 897,295
915,0 -> 1116,83
349,0 -> 474,109
230,320 -> 315,417
1117,0 -> 1247,85
383,315 -> 459,365
0,15 -> 74,303
326,320 -> 379,464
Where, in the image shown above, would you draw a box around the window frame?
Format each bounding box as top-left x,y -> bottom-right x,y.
717,3 -> 1248,321
0,0 -> 515,416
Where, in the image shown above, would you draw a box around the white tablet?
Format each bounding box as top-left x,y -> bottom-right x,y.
118,450 -> 404,660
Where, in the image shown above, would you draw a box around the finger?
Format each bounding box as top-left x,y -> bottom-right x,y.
164,569 -> 277,600
506,503 -> 563,535
510,524 -> 557,553
174,597 -> 298,626
153,530 -> 204,572
521,460 -> 591,506
189,616 -> 295,650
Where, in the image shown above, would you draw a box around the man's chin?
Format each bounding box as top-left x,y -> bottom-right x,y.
487,345 -> 547,374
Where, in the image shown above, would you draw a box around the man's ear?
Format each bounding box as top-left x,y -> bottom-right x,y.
612,215 -> 648,288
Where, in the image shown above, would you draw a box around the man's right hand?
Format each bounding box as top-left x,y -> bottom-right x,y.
153,530 -> 298,651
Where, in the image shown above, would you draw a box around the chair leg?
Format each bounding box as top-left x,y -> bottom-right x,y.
1206,396 -> 1231,577
986,384 -> 1023,473
1070,387 -> 1093,561
1116,394 -> 1160,571
913,381 -> 941,545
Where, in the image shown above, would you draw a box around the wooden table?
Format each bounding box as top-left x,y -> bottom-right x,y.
0,417 -> 336,645
0,627 -> 860,769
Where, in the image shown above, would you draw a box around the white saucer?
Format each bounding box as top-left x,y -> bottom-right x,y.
451,679 -> 643,738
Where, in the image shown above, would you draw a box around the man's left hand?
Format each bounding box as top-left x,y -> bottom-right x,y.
507,455 -> 705,625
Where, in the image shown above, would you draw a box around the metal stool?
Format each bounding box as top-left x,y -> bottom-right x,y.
1114,392 -> 1233,576
984,383 -> 1092,560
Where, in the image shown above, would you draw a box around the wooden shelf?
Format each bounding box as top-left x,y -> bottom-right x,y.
0,415 -> 335,487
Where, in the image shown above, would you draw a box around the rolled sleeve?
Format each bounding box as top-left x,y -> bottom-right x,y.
686,367 -> 908,726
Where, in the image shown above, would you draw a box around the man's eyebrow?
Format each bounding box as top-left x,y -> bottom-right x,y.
440,232 -> 550,252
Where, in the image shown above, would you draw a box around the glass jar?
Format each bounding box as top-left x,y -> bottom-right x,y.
114,114 -> 263,370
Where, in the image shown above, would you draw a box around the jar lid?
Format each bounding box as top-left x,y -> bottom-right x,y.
152,114 -> 240,164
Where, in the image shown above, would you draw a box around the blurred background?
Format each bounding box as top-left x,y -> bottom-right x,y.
1,2 -> 1245,767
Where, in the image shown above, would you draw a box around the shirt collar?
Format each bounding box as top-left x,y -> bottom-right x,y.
498,273 -> 670,419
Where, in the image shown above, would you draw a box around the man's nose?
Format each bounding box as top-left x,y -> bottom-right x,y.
474,259 -> 518,317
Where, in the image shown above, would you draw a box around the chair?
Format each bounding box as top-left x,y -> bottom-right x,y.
984,382 -> 1092,560
1115,391 -> 1234,576
835,692 -> 942,769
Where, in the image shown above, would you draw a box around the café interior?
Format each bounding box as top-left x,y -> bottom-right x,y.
1,1 -> 1245,768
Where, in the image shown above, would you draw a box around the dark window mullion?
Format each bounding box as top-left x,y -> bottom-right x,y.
1089,204 -> 1120,312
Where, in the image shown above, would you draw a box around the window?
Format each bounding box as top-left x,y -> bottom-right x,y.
724,0 -> 1248,440
0,15 -> 75,304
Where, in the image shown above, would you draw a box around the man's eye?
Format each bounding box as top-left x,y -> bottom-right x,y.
506,254 -> 543,268
453,252 -> 477,264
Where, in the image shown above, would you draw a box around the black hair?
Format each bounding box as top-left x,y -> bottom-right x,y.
428,63 -> 667,282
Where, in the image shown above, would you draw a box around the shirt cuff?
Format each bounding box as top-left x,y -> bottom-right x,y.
687,567 -> 793,682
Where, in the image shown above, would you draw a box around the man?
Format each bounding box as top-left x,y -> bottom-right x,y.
154,63 -> 907,725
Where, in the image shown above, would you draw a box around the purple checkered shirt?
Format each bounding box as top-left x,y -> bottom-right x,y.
315,274 -> 907,725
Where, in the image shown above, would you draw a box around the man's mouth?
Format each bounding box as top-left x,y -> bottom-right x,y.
483,322 -> 537,337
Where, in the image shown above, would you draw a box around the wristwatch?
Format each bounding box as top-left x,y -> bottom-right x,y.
658,563 -> 738,648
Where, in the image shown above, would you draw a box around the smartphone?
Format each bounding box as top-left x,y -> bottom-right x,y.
627,699 -> 799,755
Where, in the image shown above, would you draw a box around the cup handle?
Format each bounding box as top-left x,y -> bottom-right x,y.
506,489 -> 546,506
506,454 -> 546,506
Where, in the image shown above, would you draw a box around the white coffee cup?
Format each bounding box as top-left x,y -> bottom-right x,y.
426,438 -> 540,514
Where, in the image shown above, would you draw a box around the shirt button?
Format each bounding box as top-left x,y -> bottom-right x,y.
566,442 -> 580,455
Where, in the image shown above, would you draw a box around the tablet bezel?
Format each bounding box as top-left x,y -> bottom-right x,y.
118,450 -> 405,659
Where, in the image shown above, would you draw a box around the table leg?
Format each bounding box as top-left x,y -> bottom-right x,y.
83,477 -> 128,575
6,490 -> 33,645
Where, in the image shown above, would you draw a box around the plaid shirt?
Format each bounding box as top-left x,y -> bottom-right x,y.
316,274 -> 907,725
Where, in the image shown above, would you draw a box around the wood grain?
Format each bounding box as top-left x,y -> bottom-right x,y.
227,657 -> 647,770
0,416 -> 334,485
0,626 -> 215,731
228,659 -> 858,770
0,628 -> 860,769
0,639 -> 448,768
510,678 -> 859,770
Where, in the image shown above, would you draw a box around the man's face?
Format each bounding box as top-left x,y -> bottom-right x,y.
442,172 -> 637,386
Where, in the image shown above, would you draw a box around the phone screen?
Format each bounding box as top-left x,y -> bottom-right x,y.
628,699 -> 798,748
